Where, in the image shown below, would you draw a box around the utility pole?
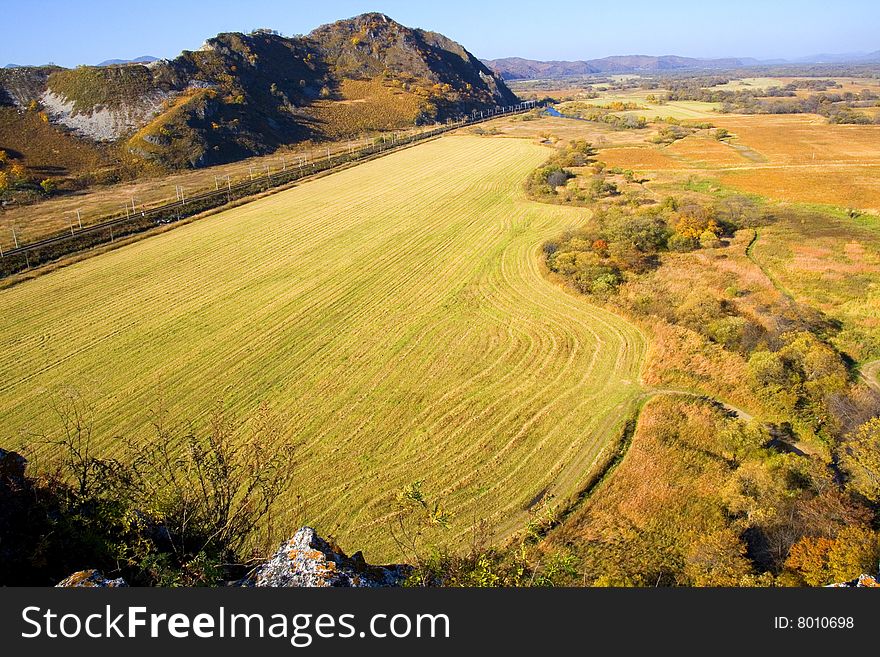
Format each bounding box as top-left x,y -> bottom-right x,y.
76,209 -> 82,229
326,146 -> 331,161
249,166 -> 254,181
266,165 -> 271,180
11,226 -> 18,249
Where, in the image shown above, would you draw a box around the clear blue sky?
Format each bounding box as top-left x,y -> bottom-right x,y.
3,0 -> 878,67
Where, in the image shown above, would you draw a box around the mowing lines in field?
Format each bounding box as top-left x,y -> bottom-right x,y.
0,136 -> 646,558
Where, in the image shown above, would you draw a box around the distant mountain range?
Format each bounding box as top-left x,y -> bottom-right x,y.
96,56 -> 159,66
482,52 -> 880,80
6,56 -> 159,68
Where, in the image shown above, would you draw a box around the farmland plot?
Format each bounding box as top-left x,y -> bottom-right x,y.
0,136 -> 646,558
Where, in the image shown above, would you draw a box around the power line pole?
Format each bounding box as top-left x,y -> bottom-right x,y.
76,209 -> 82,229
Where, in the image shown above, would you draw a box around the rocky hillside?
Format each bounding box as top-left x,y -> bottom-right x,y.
0,13 -> 517,172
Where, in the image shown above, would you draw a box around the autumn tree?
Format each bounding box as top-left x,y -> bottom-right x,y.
785,526 -> 880,585
9,163 -> 27,182
838,417 -> 880,502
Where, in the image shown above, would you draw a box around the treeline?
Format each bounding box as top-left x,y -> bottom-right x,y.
544,194 -> 761,295
662,80 -> 880,124
554,102 -> 648,130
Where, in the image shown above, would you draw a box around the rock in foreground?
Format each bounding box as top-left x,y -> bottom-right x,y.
56,570 -> 129,587
241,527 -> 411,588
827,574 -> 880,588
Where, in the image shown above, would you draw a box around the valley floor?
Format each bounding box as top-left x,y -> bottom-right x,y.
0,135 -> 646,559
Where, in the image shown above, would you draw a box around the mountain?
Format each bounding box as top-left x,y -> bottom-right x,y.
484,50 -> 880,79
483,55 -> 765,80
0,13 -> 516,170
96,56 -> 159,66
792,50 -> 880,64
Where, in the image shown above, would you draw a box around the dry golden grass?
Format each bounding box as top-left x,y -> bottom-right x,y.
665,135 -> 754,166
599,146 -> 679,169
0,107 -> 109,176
485,115 -> 655,148
309,78 -> 424,139
0,135 -> 647,559
717,166 -> 880,209
0,121 -> 430,250
589,114 -> 880,211
752,216 -> 880,361
713,115 -> 880,166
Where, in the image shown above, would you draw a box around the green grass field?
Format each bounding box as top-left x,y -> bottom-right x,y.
0,135 -> 647,559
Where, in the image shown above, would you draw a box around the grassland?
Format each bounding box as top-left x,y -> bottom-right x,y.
309,78 -> 424,139
750,214 -> 880,362
0,134 -> 646,559
0,124 -> 427,250
593,114 -> 880,211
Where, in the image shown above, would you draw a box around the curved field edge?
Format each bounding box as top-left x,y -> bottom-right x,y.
0,135 -> 647,560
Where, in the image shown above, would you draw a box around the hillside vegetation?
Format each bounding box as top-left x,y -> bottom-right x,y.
0,13 -> 517,201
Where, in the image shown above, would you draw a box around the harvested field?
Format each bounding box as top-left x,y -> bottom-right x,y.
0,135 -> 647,558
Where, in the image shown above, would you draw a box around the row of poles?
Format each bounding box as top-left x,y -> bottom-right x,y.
2,100 -> 542,257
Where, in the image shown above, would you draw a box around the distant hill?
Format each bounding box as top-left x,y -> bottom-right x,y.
0,13 -> 516,170
792,50 -> 880,64
96,56 -> 159,66
483,55 -> 762,80
484,51 -> 880,79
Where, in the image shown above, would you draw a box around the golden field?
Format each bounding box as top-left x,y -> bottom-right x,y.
0,135 -> 647,559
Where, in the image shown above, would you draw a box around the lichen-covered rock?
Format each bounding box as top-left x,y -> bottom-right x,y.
241,527 -> 411,587
56,570 -> 128,588
827,574 -> 880,588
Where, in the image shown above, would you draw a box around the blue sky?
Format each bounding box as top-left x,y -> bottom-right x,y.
3,0 -> 878,67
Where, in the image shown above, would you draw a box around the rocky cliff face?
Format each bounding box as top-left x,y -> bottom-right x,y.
57,527 -> 412,588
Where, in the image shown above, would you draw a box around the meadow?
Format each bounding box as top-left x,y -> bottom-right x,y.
594,114 -> 880,211
0,134 -> 647,559
0,120 -> 427,251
